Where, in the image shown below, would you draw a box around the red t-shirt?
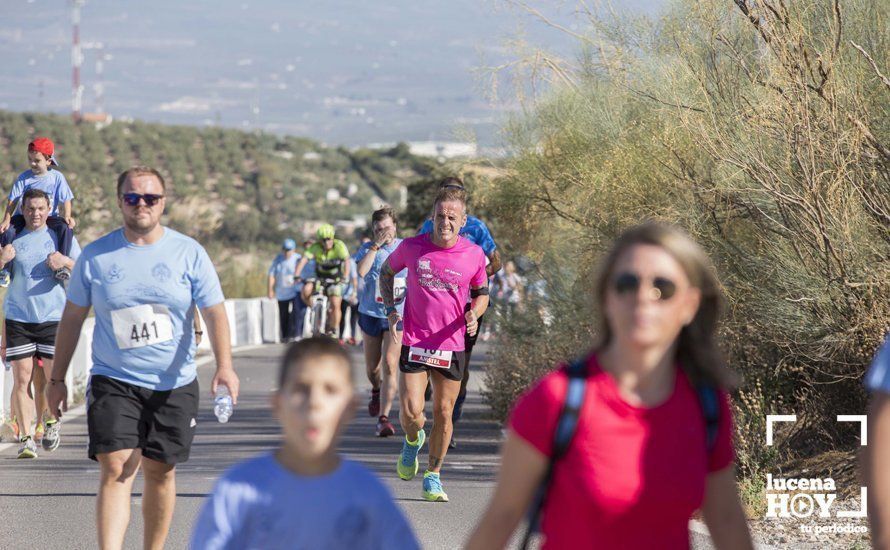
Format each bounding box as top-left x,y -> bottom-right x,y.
509,354 -> 735,549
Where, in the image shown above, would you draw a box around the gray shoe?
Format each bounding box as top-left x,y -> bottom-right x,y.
0,269 -> 10,288
42,419 -> 60,452
54,267 -> 71,281
17,436 -> 38,459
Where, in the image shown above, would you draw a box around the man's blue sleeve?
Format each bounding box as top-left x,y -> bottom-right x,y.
67,250 -> 92,307
865,335 -> 890,393
189,243 -> 225,309
474,218 -> 498,256
353,242 -> 371,263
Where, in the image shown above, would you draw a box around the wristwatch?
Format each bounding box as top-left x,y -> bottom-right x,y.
385,306 -> 398,317
370,243 -> 381,251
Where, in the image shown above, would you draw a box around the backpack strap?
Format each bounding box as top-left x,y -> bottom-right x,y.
695,383 -> 720,455
521,357 -> 589,550
552,358 -> 589,460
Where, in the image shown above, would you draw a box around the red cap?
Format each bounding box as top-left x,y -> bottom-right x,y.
28,137 -> 59,166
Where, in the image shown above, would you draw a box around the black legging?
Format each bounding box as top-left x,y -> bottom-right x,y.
278,299 -> 300,340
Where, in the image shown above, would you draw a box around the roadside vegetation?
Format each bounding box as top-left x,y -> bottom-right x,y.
0,110 -> 436,297
479,0 -> 889,511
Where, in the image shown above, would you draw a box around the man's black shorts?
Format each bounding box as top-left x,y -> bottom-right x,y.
87,375 -> 199,464
399,345 -> 467,382
5,320 -> 58,361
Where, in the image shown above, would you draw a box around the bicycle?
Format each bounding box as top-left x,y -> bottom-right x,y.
302,277 -> 339,337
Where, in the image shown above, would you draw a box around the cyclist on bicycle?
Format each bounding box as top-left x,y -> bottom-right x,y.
294,224 -> 351,337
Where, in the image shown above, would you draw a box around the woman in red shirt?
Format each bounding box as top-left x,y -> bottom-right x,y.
467,223 -> 753,549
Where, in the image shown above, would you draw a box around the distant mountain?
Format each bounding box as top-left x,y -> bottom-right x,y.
0,0 -> 664,146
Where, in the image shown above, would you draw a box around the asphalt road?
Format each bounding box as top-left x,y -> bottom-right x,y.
0,341 -> 722,549
0,342 -> 507,549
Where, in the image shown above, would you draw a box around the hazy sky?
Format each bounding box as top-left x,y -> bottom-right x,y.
0,0 -> 664,146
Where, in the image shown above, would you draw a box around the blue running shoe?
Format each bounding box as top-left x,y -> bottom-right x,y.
397,430 -> 426,480
422,471 -> 448,502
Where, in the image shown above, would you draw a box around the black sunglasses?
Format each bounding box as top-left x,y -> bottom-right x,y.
612,272 -> 678,301
122,193 -> 164,207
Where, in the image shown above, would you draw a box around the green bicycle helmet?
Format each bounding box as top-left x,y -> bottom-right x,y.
316,223 -> 336,240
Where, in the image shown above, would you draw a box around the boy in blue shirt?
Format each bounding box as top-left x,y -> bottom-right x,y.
0,137 -> 76,286
191,337 -> 420,549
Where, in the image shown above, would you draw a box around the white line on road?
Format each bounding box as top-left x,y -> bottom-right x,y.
0,344 -> 270,455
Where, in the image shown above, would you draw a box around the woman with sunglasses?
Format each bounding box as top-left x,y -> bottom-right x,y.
467,223 -> 753,550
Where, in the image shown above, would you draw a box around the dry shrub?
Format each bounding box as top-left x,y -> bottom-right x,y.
481,0 -> 889,478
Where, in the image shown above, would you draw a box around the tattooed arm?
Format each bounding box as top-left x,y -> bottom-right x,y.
379,260 -> 397,310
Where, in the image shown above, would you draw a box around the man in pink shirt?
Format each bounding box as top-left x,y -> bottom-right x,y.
379,186 -> 488,502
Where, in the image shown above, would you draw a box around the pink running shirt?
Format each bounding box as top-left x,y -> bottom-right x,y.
509,354 -> 735,550
386,234 -> 487,351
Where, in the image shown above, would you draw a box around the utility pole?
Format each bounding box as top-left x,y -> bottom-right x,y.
71,0 -> 85,121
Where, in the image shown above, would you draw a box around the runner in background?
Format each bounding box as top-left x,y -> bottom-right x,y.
268,238 -> 301,342
354,206 -> 406,438
1,188 -> 80,458
339,256 -> 359,345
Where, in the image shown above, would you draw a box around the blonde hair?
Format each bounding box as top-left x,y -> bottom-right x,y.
593,222 -> 736,389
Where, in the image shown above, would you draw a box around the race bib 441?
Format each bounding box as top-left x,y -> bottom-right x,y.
111,304 -> 175,350
408,347 -> 453,369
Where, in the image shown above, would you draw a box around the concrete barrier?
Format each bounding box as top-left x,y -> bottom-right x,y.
0,297 -> 282,422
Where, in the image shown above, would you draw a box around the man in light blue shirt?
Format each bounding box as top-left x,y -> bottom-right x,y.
865,334 -> 890,547
0,188 -> 80,458
354,206 -> 407,437
267,238 -> 301,341
46,166 -> 240,550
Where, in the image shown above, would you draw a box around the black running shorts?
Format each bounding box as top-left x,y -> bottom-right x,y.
5,320 -> 58,361
87,375 -> 199,464
399,345 -> 467,382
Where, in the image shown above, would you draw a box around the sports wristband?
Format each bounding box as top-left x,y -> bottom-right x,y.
370,243 -> 380,251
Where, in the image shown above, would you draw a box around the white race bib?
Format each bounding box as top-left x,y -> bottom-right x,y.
376,277 -> 406,304
408,347 -> 453,369
111,304 -> 175,350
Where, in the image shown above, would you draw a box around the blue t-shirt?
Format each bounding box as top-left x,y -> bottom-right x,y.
353,240 -> 407,319
190,454 -> 420,550
9,169 -> 75,216
3,226 -> 81,323
268,252 -> 300,301
865,335 -> 890,393
418,215 -> 497,256
67,227 -> 225,391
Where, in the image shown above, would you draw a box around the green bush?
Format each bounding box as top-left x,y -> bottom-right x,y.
481,0 -> 890,480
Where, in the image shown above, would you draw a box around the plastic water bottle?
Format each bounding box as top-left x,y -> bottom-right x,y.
214,386 -> 233,423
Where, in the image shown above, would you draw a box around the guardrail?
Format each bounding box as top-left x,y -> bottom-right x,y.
0,297 -> 291,420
